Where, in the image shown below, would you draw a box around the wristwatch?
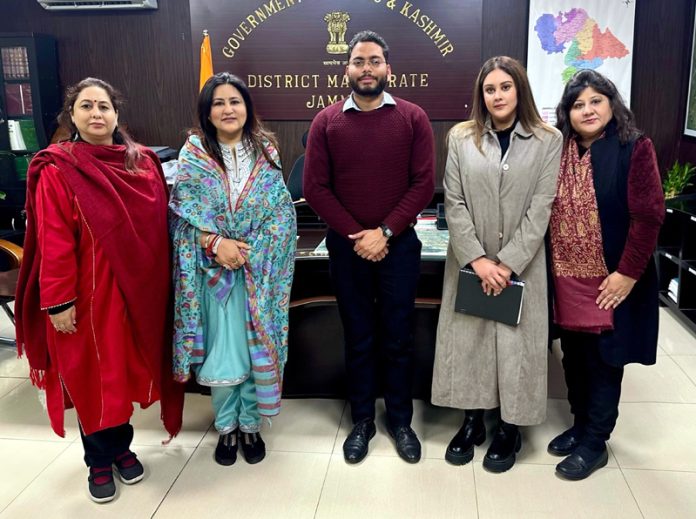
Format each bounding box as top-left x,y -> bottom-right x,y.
380,223 -> 394,240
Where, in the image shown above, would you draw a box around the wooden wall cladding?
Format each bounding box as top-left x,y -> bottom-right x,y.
481,0 -> 529,63
680,138 -> 696,165
2,0 -> 695,179
0,0 -> 197,150
632,0 -> 694,172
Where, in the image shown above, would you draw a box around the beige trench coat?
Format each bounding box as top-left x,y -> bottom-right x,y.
431,120 -> 562,425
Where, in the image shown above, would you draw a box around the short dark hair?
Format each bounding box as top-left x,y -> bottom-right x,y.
555,69 -> 641,144
196,72 -> 279,170
348,30 -> 389,62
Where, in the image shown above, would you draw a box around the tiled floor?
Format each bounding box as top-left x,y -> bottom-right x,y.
0,308 -> 695,518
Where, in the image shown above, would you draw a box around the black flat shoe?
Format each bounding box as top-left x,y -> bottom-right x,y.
214,430 -> 238,466
547,427 -> 583,457
445,411 -> 486,466
555,445 -> 608,480
483,423 -> 521,473
388,425 -> 421,463
343,419 -> 376,464
240,431 -> 266,464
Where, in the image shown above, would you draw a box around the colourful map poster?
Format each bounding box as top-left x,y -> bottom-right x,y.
527,0 -> 635,125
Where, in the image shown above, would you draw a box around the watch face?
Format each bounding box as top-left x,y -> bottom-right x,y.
381,225 -> 393,238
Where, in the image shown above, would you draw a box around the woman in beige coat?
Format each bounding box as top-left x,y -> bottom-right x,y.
431,56 -> 562,473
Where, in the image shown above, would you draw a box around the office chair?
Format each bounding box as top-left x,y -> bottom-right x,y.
0,238 -> 21,346
287,130 -> 308,202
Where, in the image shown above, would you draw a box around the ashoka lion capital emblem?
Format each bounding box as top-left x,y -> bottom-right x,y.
324,11 -> 350,54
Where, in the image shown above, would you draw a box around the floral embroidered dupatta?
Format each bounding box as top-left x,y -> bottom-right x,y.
169,135 -> 296,416
549,138 -> 613,333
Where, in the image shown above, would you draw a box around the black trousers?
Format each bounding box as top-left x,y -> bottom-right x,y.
326,227 -> 421,428
79,422 -> 133,468
560,331 -> 624,451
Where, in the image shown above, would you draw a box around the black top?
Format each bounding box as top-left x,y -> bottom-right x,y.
495,122 -> 516,159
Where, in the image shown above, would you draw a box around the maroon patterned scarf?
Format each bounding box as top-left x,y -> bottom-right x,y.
549,139 -> 613,333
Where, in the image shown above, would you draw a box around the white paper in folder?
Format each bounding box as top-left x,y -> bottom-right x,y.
8,119 -> 26,151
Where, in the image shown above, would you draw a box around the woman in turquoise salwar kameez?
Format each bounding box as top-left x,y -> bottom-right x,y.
169,73 -> 296,466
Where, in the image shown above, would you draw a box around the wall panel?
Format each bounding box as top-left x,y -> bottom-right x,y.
481,0 -> 528,63
2,1 -> 694,179
1,0 -> 196,149
632,0 -> 693,172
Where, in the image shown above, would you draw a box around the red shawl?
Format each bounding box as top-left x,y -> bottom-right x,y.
15,141 -> 183,437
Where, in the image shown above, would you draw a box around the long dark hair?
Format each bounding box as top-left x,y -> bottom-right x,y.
196,72 -> 280,171
468,56 -> 547,151
57,77 -> 142,171
555,69 -> 642,144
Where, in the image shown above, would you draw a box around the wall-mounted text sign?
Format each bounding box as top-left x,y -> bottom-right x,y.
190,0 -> 482,120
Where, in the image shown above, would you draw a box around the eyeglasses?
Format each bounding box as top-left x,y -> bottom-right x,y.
349,58 -> 386,68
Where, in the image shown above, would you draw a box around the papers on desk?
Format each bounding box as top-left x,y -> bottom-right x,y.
305,220 -> 450,259
311,238 -> 329,257
415,218 -> 449,258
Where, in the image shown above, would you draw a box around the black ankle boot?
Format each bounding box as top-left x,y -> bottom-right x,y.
445,409 -> 485,465
483,421 -> 521,473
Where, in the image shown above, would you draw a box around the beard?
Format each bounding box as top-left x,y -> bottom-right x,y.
349,74 -> 388,98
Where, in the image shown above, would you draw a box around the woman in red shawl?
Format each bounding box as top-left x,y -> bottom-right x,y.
15,78 -> 183,503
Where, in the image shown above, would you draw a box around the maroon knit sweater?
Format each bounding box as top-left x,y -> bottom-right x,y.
303,97 -> 435,237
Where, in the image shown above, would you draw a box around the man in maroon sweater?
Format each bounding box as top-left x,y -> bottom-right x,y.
304,30 -> 435,464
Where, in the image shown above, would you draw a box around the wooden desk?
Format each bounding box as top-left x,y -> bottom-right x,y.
283,225 -> 446,399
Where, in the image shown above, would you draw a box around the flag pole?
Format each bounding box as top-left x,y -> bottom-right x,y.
199,29 -> 213,92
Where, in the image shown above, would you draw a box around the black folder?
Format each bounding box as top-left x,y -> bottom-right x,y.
454,268 -> 525,326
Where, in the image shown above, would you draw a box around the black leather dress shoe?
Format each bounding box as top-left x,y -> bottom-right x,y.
547,427 -> 583,457
556,445 -> 608,480
388,425 -> 421,463
240,431 -> 266,464
343,419 -> 376,464
483,424 -> 521,473
445,412 -> 486,465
